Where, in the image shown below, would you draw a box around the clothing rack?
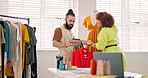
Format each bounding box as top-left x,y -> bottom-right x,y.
0,14 -> 30,78
0,14 -> 30,25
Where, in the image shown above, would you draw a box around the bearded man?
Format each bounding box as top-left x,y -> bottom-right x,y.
53,9 -> 77,69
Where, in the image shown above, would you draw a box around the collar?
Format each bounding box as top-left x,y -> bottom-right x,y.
79,48 -> 88,54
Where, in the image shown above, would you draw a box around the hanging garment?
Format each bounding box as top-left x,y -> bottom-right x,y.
23,24 -> 37,78
1,21 -> 14,77
31,27 -> 37,78
71,48 -> 93,68
31,45 -> 37,78
0,24 -> 6,65
25,24 -> 37,65
7,21 -> 21,64
10,22 -> 22,78
0,24 -> 6,77
83,15 -> 102,53
0,21 -> 13,61
4,63 -> 14,76
23,44 -> 29,78
4,21 -> 21,78
22,24 -> 30,71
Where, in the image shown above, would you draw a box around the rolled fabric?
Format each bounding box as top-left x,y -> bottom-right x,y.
90,59 -> 97,75
96,60 -> 104,75
104,60 -> 111,75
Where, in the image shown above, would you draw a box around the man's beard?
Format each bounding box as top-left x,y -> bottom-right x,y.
65,21 -> 73,30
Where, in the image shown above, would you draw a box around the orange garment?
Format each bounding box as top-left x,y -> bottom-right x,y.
90,59 -> 97,75
22,24 -> 30,71
4,62 -> 14,76
83,16 -> 102,53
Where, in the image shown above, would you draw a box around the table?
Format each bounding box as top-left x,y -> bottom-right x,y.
48,68 -> 143,78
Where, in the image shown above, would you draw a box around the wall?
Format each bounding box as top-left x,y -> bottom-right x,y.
37,50 -> 58,78
78,0 -> 96,39
125,52 -> 148,75
37,0 -> 148,78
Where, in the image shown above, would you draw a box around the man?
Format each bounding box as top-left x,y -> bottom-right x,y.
53,9 -> 77,69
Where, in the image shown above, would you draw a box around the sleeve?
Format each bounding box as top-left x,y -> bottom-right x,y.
52,28 -> 62,42
1,27 -> 6,44
96,28 -> 109,50
24,28 -> 30,44
17,26 -> 21,43
8,25 -> 13,60
83,16 -> 88,28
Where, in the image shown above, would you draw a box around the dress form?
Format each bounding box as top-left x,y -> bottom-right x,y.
83,10 -> 102,53
91,10 -> 98,26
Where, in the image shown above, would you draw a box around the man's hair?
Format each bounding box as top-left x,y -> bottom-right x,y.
96,12 -> 114,28
66,9 -> 75,17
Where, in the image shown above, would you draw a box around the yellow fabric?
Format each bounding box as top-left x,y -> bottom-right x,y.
4,63 -> 14,76
22,24 -> 30,71
83,16 -> 102,53
96,25 -> 119,51
96,25 -> 126,70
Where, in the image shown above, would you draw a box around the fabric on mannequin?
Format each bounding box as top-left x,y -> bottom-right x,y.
83,10 -> 102,53
83,16 -> 98,30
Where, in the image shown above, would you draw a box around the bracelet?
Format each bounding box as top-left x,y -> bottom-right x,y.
87,40 -> 92,46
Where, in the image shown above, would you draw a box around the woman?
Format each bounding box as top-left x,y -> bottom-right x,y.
82,12 -> 126,70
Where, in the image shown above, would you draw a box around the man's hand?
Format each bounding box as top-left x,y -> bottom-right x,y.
66,40 -> 81,47
65,42 -> 74,47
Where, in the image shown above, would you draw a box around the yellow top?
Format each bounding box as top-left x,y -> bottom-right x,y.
83,16 -> 98,30
22,24 -> 30,71
96,25 -> 126,70
96,25 -> 121,52
83,16 -> 102,52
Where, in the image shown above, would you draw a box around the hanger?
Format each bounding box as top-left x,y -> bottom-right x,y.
74,42 -> 83,50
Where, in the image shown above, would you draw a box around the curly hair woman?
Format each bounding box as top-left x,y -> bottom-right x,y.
82,12 -> 126,70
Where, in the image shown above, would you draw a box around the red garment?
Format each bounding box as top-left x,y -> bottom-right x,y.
71,48 -> 93,68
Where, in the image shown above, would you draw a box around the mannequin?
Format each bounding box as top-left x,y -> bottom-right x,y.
91,10 -> 98,26
83,10 -> 102,53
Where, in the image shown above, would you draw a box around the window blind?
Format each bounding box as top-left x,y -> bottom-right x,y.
96,0 -> 148,52
125,0 -> 148,52
0,0 -> 78,50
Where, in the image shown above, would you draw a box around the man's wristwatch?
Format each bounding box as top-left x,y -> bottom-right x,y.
87,40 -> 92,46
65,44 -> 67,48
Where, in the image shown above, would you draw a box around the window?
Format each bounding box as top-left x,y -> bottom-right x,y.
0,0 -> 78,50
96,0 -> 148,52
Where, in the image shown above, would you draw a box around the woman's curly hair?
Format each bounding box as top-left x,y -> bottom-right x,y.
96,12 -> 114,28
